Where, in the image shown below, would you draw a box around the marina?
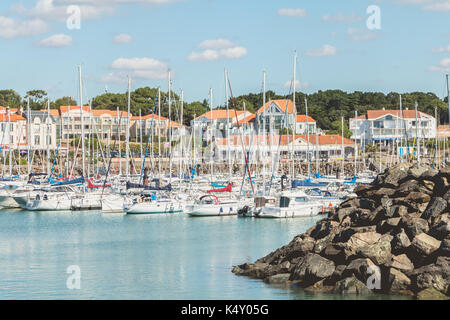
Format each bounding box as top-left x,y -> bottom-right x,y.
0,0 -> 449,303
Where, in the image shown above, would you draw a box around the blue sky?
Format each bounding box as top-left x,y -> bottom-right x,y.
0,0 -> 449,106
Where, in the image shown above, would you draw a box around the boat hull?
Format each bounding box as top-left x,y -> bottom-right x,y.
25,199 -> 72,211
124,201 -> 184,215
257,204 -> 323,219
187,203 -> 238,217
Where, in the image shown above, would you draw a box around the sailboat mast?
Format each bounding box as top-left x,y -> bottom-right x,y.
179,90 -> 184,184
47,99 -> 51,176
78,64 -> 86,180
158,87 -> 161,181
126,76 -> 131,178
415,101 -> 420,164
354,111 -> 358,178
225,69 -> 231,181
139,109 -> 143,160
341,116 -> 344,177
7,108 -> 12,177
305,97 -> 310,179
168,70 -> 172,184
292,51 -> 297,179
209,88 -> 213,178
27,97 -> 31,175
117,107 -> 122,175
262,71 -> 266,195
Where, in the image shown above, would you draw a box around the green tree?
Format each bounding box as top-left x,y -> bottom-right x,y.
0,89 -> 22,108
25,90 -> 48,110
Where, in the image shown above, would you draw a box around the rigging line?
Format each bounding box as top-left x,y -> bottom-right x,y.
101,109 -> 126,198
227,76 -> 255,195
139,95 -> 159,184
267,76 -> 294,194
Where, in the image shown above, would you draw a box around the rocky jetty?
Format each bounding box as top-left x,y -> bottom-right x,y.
232,163 -> 450,299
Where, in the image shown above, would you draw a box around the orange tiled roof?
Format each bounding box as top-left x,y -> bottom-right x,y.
357,109 -> 430,120
0,113 -> 25,122
92,109 -> 131,117
131,114 -> 169,121
40,109 -> 60,117
296,114 -> 316,122
256,99 -> 295,115
216,134 -> 354,147
299,134 -> 354,146
234,114 -> 256,125
194,109 -> 246,121
59,105 -> 90,113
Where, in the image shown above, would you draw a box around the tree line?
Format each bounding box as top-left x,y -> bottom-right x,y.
1,88 -> 448,135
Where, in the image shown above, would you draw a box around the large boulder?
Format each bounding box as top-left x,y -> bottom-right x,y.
428,219 -> 450,241
391,229 -> 412,254
264,273 -> 291,285
289,253 -> 335,285
417,287 -> 449,300
411,233 -> 441,257
400,215 -> 429,240
409,257 -> 449,294
357,237 -> 392,265
438,239 -> 450,257
346,232 -> 382,252
387,254 -> 414,272
388,268 -> 411,292
342,258 -> 377,284
421,197 -> 448,221
334,276 -> 372,295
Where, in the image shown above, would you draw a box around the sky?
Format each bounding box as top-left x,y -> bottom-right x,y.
0,0 -> 449,107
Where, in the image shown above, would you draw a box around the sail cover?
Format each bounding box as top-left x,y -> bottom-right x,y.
126,181 -> 172,191
206,183 -> 232,193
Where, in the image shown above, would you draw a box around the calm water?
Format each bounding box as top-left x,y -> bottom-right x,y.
0,209 -> 408,300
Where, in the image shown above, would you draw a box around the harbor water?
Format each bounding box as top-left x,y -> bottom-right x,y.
0,209 -> 409,300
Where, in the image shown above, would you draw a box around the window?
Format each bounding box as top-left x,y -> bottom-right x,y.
374,121 -> 384,128
34,136 -> 40,145
295,197 -> 308,203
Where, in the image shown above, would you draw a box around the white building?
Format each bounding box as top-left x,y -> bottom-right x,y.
350,109 -> 437,146
59,106 -> 131,140
0,108 -> 27,152
28,111 -> 58,151
214,134 -> 355,163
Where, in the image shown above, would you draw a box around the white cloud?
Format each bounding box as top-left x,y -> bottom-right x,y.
284,80 -> 310,89
188,38 -> 247,62
188,50 -> 221,61
99,72 -> 129,84
197,38 -> 236,50
220,46 -> 247,59
322,13 -> 364,23
428,58 -> 450,72
432,44 -> 450,53
109,57 -> 168,80
0,16 -> 49,39
113,33 -> 133,43
277,8 -> 308,17
36,33 -> 72,47
347,28 -> 380,42
304,44 -> 337,57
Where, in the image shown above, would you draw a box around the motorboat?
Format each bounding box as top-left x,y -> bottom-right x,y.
256,190 -> 324,219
